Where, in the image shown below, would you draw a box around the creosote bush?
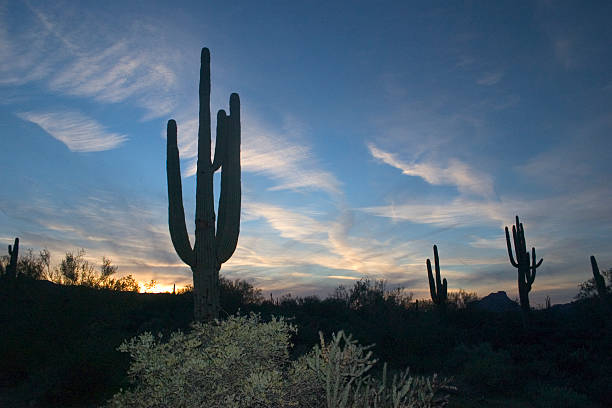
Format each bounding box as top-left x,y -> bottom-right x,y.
106,312 -> 452,408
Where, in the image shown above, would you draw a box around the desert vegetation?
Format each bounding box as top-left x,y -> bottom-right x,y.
1,244 -> 611,407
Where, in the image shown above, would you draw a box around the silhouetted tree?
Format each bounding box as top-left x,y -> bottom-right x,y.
329,284 -> 350,308
16,248 -> 47,280
447,289 -> 479,309
53,249 -> 95,285
343,276 -> 413,315
219,276 -> 264,310
48,250 -> 139,292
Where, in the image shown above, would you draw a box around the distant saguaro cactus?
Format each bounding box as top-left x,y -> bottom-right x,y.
427,245 -> 448,312
590,255 -> 610,312
166,48 -> 241,322
5,237 -> 19,279
505,215 -> 542,329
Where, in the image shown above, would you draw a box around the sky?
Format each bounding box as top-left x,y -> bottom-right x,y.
1,0 -> 611,305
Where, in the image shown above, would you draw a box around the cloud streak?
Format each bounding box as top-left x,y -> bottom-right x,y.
0,2 -> 179,120
368,143 -> 494,198
476,71 -> 504,86
173,112 -> 342,196
17,110 -> 127,152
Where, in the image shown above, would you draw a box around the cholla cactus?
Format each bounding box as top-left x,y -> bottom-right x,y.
427,245 -> 448,311
293,330 -> 453,407
505,215 -> 542,329
166,48 -> 241,322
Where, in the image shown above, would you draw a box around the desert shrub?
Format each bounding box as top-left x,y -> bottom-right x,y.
47,250 -> 140,292
448,343 -> 518,394
106,311 -> 297,408
106,311 -> 452,408
0,247 -> 49,279
446,289 -> 478,310
346,277 -> 413,315
219,275 -> 265,313
528,383 -> 593,408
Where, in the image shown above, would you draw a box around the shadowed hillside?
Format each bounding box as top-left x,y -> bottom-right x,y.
1,272 -> 610,407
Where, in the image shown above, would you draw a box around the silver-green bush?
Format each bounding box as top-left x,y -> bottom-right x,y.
106,311 -> 452,408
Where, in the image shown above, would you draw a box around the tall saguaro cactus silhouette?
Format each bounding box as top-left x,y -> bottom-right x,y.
590,255 -> 610,312
5,237 -> 19,279
427,244 -> 448,312
505,215 -> 542,329
167,48 -> 241,322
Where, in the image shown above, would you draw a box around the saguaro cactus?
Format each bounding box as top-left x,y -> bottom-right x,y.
427,245 -> 448,311
6,237 -> 19,279
590,255 -> 610,312
505,215 -> 542,329
167,48 -> 241,322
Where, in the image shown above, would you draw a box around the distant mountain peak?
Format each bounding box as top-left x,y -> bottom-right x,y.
473,291 -> 521,312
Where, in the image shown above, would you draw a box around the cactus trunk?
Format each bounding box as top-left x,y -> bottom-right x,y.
166,48 -> 241,322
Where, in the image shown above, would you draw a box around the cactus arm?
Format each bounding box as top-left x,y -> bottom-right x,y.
211,110 -> 227,172
434,244 -> 442,293
513,225 -> 524,264
442,277 -> 448,299
166,120 -> 196,267
427,258 -> 437,303
505,227 -> 519,267
591,255 -> 600,276
215,93 -> 241,264
532,247 -> 543,270
7,237 -> 19,278
427,245 -> 447,305
591,255 -> 607,298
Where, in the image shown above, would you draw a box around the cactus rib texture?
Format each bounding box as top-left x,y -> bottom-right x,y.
166,48 -> 241,322
505,215 -> 542,328
427,245 -> 448,307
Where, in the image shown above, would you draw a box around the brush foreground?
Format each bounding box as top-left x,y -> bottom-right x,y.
1,277 -> 610,407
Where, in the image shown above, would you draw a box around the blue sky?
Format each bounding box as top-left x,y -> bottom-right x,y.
1,0 -> 611,304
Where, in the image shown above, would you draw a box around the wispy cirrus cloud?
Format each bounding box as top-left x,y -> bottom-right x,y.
361,197 -> 508,228
242,117 -> 342,195
173,112 -> 342,195
17,110 -> 127,152
239,201 -> 429,284
244,201 -> 329,245
0,2 -> 179,120
476,71 -> 504,86
368,143 -> 494,198
48,41 -> 177,117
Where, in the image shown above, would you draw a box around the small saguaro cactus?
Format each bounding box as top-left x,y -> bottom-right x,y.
505,215 -> 542,329
590,255 -> 610,312
6,237 -> 19,280
427,244 -> 448,310
166,48 -> 241,322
